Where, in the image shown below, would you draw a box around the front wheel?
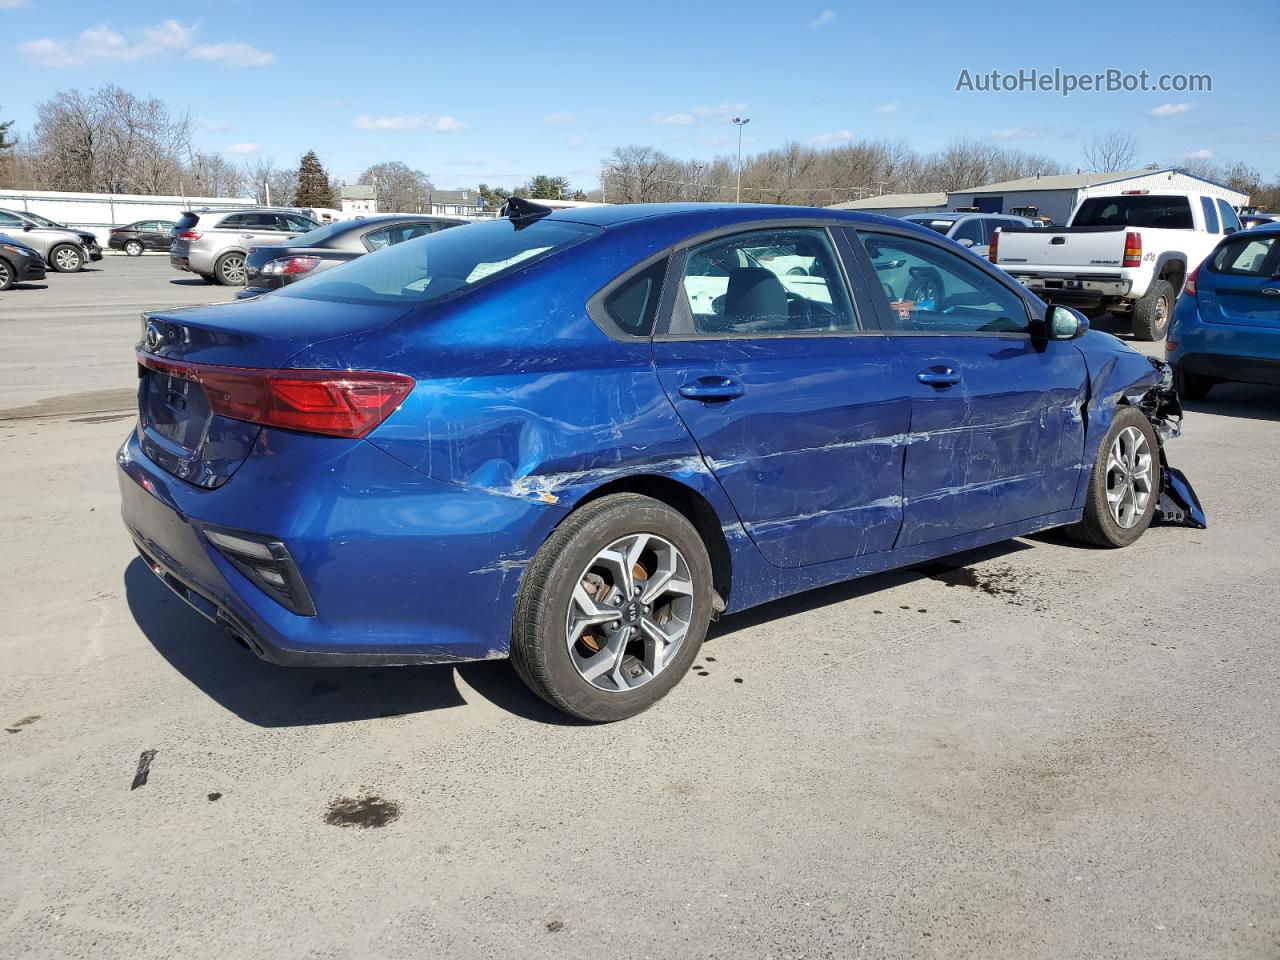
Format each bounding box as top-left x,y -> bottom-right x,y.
0,259 -> 12,291
510,494 -> 715,722
1064,406 -> 1160,548
50,243 -> 85,273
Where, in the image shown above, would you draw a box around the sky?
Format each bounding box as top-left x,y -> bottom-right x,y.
1,0 -> 1276,193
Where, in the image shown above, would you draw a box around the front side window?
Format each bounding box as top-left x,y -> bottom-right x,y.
278,217 -> 600,306
950,219 -> 984,246
859,231 -> 1029,334
675,227 -> 858,335
1200,197 -> 1220,234
1210,235 -> 1276,276
363,223 -> 435,251
0,211 -> 24,228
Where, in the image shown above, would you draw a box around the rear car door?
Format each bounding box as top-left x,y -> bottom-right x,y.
1198,232 -> 1280,328
850,227 -> 1088,546
650,223 -> 911,569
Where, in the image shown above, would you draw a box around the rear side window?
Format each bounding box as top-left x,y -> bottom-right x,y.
1210,235 -> 1276,276
1217,200 -> 1242,235
1199,197 -> 1220,234
364,223 -> 436,251
599,259 -> 668,337
278,217 -> 600,306
217,213 -> 249,229
1073,196 -> 1194,229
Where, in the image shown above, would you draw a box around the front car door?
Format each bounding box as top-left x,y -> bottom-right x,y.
848,226 -> 1088,546
650,223 -> 911,569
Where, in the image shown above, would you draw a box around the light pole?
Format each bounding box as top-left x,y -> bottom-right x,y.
732,117 -> 750,202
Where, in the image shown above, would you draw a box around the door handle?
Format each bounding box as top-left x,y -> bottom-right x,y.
241,233 -> 255,239
678,376 -> 745,401
916,367 -> 961,387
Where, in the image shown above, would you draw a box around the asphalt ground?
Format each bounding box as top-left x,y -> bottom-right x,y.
2,257 -> 1277,959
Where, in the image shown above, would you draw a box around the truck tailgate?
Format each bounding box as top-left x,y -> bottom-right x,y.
997,227 -> 1127,269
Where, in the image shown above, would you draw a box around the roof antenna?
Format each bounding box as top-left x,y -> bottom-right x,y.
503,197 -> 554,225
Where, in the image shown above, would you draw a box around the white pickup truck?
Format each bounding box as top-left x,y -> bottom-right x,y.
991,190 -> 1244,340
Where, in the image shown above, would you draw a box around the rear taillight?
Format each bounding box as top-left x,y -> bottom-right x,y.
263,255 -> 321,277
988,229 -> 999,263
1122,231 -> 1142,268
1183,264 -> 1200,297
177,230 -> 201,241
137,353 -> 413,438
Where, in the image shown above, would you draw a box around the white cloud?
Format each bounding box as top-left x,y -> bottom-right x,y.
567,136 -> 588,149
433,115 -> 469,133
694,102 -> 747,121
190,42 -> 274,67
1185,148 -> 1213,160
1151,102 -> 1193,117
352,114 -> 469,133
19,20 -> 273,68
809,129 -> 853,145
223,142 -> 260,156
544,112 -> 575,126
991,127 -> 1038,141
651,111 -> 694,126
875,102 -> 899,114
0,0 -> 30,8
198,117 -> 231,132
808,9 -> 836,27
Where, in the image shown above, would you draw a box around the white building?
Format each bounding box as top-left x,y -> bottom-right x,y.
427,189 -> 484,217
946,168 -> 1250,225
0,188 -> 255,245
340,184 -> 377,216
825,192 -> 948,217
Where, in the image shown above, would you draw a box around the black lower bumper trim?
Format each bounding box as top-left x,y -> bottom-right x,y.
1177,353 -> 1280,387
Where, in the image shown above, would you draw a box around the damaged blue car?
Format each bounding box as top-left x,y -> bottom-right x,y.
118,201 -> 1204,722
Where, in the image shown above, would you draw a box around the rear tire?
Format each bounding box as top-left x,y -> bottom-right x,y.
510,493 -> 714,722
0,259 -> 12,291
1175,368 -> 1214,402
49,243 -> 85,273
1131,279 -> 1173,341
196,273 -> 216,284
1064,406 -> 1160,548
214,252 -> 246,286
124,240 -> 143,257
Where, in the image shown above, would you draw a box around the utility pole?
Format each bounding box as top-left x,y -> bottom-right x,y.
732,117 -> 750,203
264,180 -> 271,206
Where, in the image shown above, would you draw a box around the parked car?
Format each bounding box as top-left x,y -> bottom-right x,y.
119,202 -> 1202,722
238,214 -> 465,299
169,208 -> 321,285
992,190 -> 1242,340
1167,222 -> 1280,400
0,232 -> 48,290
900,212 -> 1038,258
109,220 -> 177,256
0,207 -> 99,272
1240,212 -> 1280,230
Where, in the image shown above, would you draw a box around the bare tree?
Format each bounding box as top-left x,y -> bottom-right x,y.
1083,131 -> 1139,172
359,161 -> 432,213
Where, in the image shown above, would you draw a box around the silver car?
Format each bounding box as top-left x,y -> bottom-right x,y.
0,207 -> 99,272
169,208 -> 321,285
900,212 -> 1040,258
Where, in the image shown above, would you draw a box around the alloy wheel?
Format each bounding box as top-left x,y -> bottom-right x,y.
1105,425 -> 1153,528
54,247 -> 82,271
0,262 -> 10,287
565,533 -> 694,692
220,255 -> 246,284
125,241 -> 142,256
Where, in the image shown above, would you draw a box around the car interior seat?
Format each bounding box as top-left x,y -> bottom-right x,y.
721,267 -> 788,331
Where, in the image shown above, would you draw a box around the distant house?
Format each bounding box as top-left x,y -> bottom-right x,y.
428,189 -> 483,217
340,184 -> 377,216
825,192 -> 948,217
946,167 -> 1250,225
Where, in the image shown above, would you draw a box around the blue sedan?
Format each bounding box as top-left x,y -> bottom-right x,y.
1168,222 -> 1280,400
118,201 -> 1200,721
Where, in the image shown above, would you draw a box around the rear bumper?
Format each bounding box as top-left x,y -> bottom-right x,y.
1175,353 -> 1280,386
1168,295 -> 1280,386
1009,272 -> 1133,305
117,428 -> 560,666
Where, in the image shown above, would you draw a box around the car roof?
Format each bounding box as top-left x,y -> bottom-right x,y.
1237,221 -> 1280,235
544,202 -> 918,232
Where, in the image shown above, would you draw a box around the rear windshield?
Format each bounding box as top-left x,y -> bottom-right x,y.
1073,196 -> 1194,229
174,212 -> 201,233
277,217 -> 602,306
905,217 -> 957,235
1210,235 -> 1277,276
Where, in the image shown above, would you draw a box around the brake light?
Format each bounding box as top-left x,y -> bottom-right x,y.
1121,190 -> 1149,195
177,230 -> 201,241
136,353 -> 413,438
1183,264 -> 1200,297
263,255 -> 321,276
1123,232 -> 1142,268
988,229 -> 999,263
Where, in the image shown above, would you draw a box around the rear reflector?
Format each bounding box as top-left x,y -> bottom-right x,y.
1123,231 -> 1142,268
988,229 -> 1000,263
1184,264 -> 1200,297
137,352 -> 413,438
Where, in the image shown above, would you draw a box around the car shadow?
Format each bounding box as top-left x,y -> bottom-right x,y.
1182,382 -> 1280,423
123,558 -> 583,728
169,278 -> 212,286
7,283 -> 50,291
1089,312 -> 1136,341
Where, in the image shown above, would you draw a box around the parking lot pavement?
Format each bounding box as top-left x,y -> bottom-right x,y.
1,266 -> 1278,959
0,257 -> 236,416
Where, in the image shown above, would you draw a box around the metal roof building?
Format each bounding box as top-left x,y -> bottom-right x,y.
826,192 -> 948,216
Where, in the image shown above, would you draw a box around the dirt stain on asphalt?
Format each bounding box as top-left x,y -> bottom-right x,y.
545,920 -> 565,933
915,562 -> 1046,611
324,794 -> 401,828
5,714 -> 40,733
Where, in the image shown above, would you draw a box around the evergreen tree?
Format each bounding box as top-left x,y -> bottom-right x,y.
0,107 -> 15,151
294,150 -> 334,207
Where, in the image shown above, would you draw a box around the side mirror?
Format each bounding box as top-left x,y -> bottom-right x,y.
957,237 -> 974,248
22,224 -> 33,231
1048,304 -> 1088,339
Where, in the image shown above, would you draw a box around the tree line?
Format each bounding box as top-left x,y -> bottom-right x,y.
2,87 -> 1278,212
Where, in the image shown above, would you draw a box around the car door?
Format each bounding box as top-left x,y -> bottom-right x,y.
950,217 -> 986,256
650,224 -> 911,569
1198,232 -> 1280,328
148,221 -> 176,250
849,226 -> 1088,547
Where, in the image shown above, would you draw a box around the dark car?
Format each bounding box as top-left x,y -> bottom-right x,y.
0,232 -> 48,290
119,202 -> 1204,723
237,214 -> 466,298
109,220 -> 177,256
